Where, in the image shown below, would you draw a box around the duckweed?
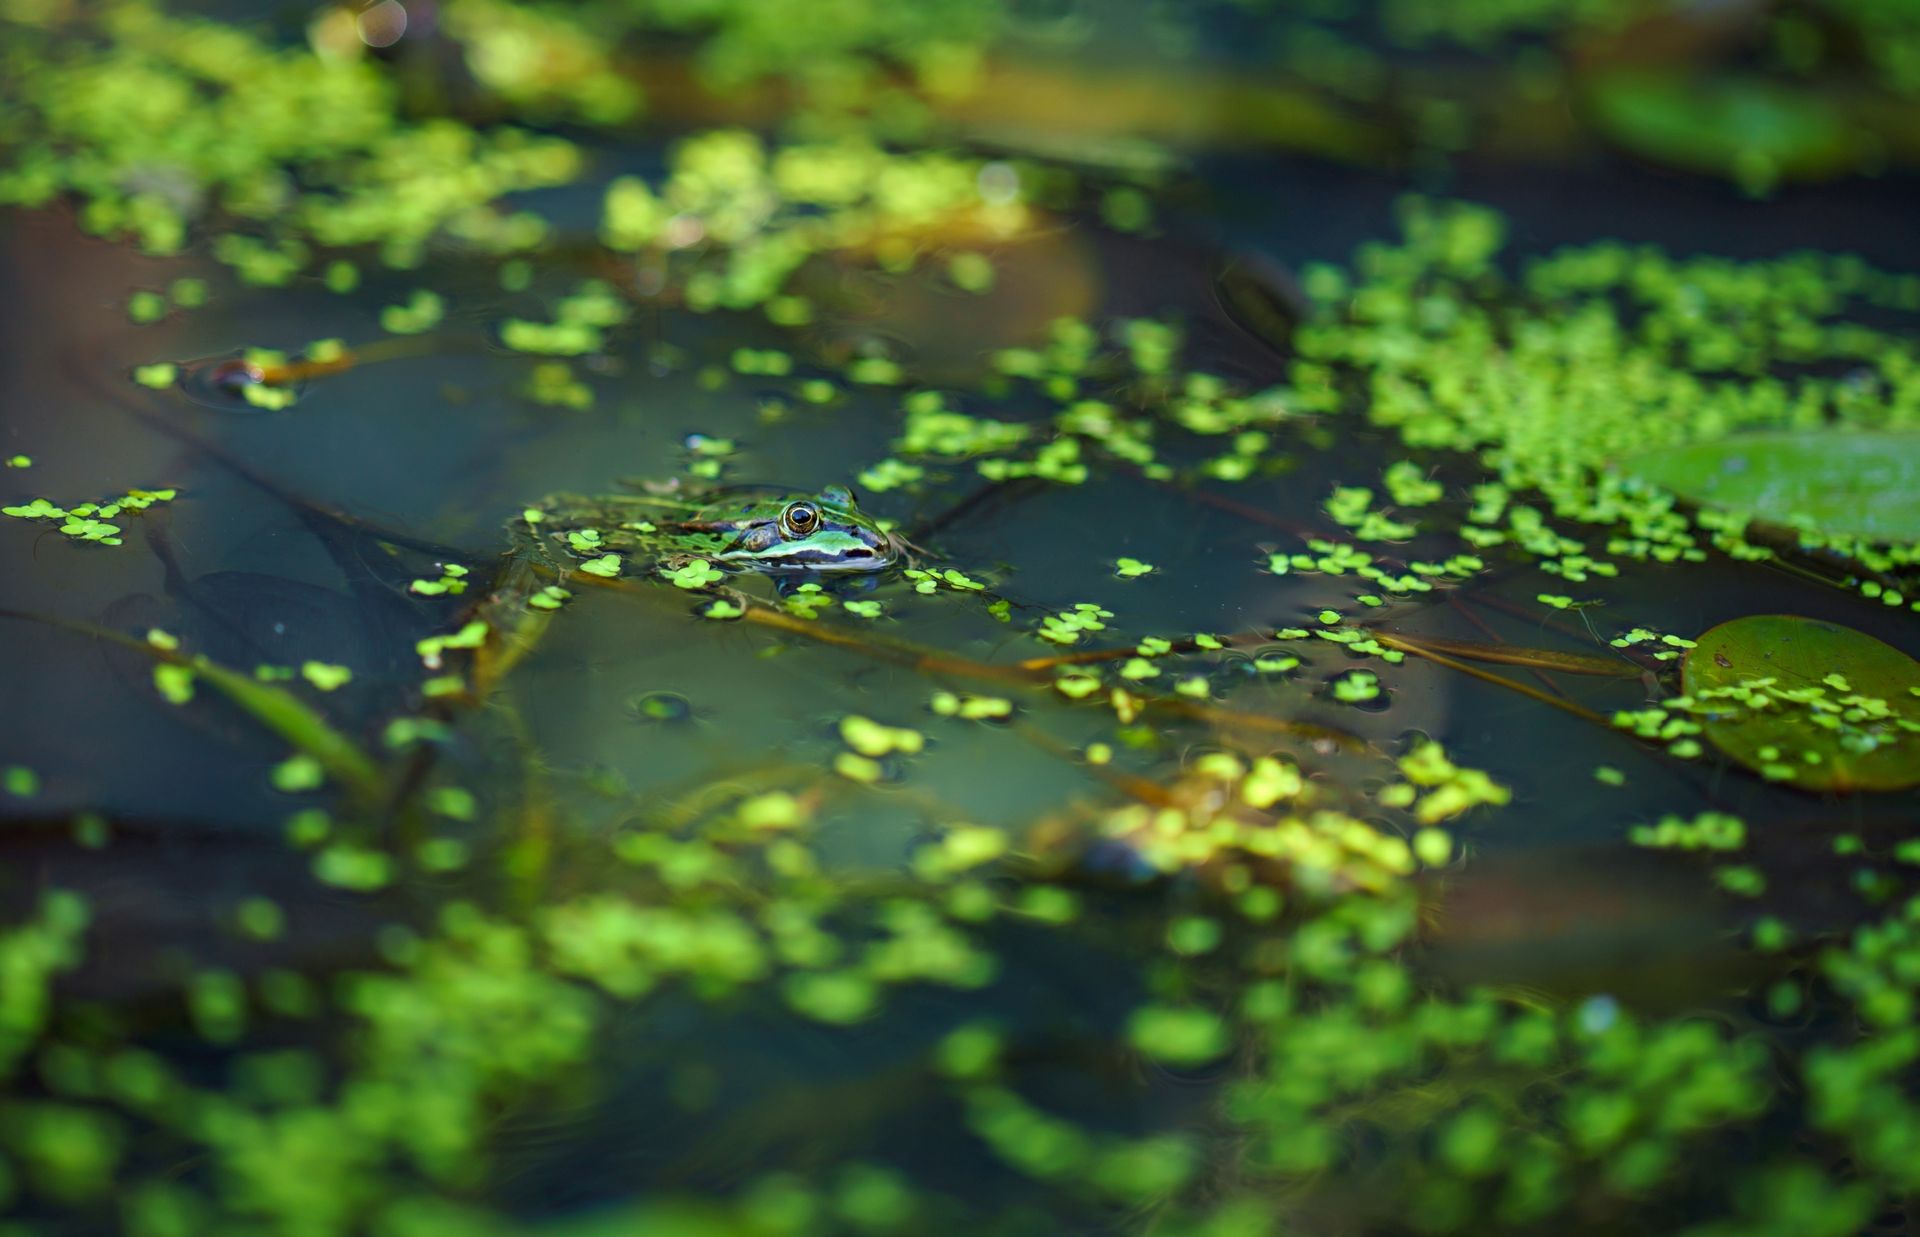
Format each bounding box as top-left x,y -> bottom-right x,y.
2,765 -> 38,797
1681,615 -> 1920,791
380,290 -> 444,336
661,559 -> 722,589
1332,670 -> 1381,703
2,486 -> 176,547
929,691 -> 1012,720
1128,1005 -> 1229,1065
1630,812 -> 1747,852
839,716 -> 925,758
9,5 -> 1920,1234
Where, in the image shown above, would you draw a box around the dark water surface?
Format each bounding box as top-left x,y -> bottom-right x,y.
4,117 -> 1920,1234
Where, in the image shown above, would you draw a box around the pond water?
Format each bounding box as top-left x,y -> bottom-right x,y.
5,4 -> 1920,1235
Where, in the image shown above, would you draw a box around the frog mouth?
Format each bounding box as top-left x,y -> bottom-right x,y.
730,534 -> 899,574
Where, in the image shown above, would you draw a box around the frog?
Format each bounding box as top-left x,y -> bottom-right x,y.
518,483 -> 900,577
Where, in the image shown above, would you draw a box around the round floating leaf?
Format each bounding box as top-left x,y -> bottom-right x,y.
1617,431 -> 1920,543
1583,72 -> 1860,190
1682,615 -> 1920,792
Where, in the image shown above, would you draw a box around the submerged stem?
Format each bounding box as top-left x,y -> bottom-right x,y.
1369,630 -> 1644,678
0,606 -> 388,807
1369,630 -> 1611,727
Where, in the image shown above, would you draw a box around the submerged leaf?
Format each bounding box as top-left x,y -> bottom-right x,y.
1682,615 -> 1920,792
1617,432 -> 1920,543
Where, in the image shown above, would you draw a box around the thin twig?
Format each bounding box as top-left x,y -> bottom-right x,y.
1369,630 -> 1610,727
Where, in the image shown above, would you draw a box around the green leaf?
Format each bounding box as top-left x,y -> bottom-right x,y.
1584,72 -> 1859,192
1682,615 -> 1920,792
1127,1005 -> 1227,1066
1617,431 -> 1920,543
300,661 -> 353,692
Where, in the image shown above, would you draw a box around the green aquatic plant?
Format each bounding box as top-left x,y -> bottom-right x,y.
9,1 -> 1920,1228
598,129 -> 1043,319
1285,198 -> 1920,606
1583,72 -> 1863,195
1,486 -> 176,548
0,891 -> 89,1075
0,2 -> 579,261
0,610 -> 388,806
1618,431 -> 1920,544
1679,615 -> 1920,791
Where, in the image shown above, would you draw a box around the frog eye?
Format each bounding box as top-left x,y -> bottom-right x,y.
778,501 -> 820,538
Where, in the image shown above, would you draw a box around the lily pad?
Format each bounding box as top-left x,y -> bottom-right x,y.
1617,432 -> 1920,543
1583,72 -> 1860,191
1681,615 -> 1920,792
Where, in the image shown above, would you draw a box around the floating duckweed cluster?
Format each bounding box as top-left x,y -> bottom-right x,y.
0,706 -> 1889,1237
599,130 -> 1039,316
435,0 -> 643,125
0,2 -> 579,264
1674,615 -> 1920,790
1291,198 -> 1920,592
1,487 -> 177,547
1630,811 -> 1747,852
